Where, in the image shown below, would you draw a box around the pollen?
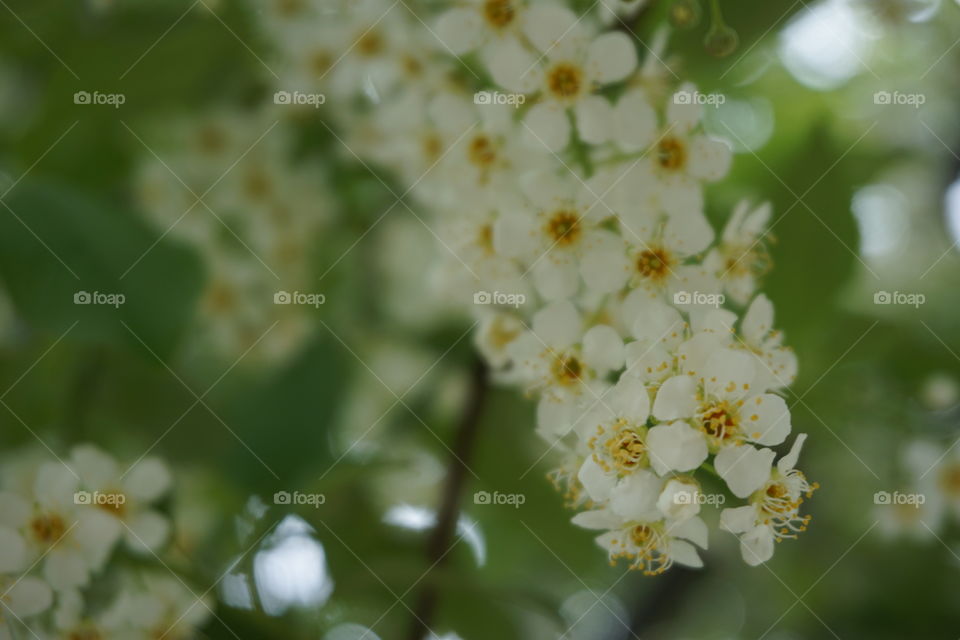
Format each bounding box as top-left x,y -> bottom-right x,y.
634,248 -> 674,281
30,512 -> 67,544
546,63 -> 583,100
545,210 -> 582,247
551,353 -> 584,386
483,0 -> 516,29
657,137 -> 687,171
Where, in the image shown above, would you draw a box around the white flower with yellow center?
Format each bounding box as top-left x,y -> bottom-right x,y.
648,348 -> 791,480
572,507 -> 708,575
474,311 -> 525,370
69,445 -> 172,554
508,300 -> 623,438
0,462 -> 121,591
738,294 -> 798,392
486,5 -> 637,151
495,171 -> 630,300
719,434 -> 817,566
616,82 -> 732,208
703,200 -> 773,305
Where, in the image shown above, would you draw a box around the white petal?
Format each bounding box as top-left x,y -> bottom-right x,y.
523,102 -> 571,152
720,505 -> 758,534
703,349 -> 755,400
687,135 -> 732,182
523,5 -> 580,54
609,471 -> 661,521
656,479 -> 700,523
574,94 -> 614,144
624,341 -> 674,385
629,300 -> 685,346
124,511 -> 171,553
578,456 -> 616,503
778,433 -> 808,473
493,210 -> 538,258
34,463 -> 79,509
741,294 -> 774,346
532,299 -> 582,348
435,8 -> 485,55
485,39 -> 539,93
652,375 -> 698,421
668,539 -> 703,568
677,332 -> 724,378
533,258 -> 580,301
670,515 -> 709,549
124,458 -> 172,503
663,208 -> 715,257
743,394 -> 791,446
646,421 -> 708,474
580,235 -> 629,293
5,576 -> 53,617
44,550 -> 89,591
571,508 -> 622,530
607,375 -> 650,423
715,445 -> 775,499
582,325 -> 624,374
0,493 -> 30,528
586,32 -> 637,84
70,444 -> 118,490
613,89 -> 657,151
0,526 -> 26,573
740,525 -> 775,566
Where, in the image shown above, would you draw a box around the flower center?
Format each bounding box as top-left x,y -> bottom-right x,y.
630,524 -> 653,546
357,31 -> 384,57
938,464 -> 960,497
550,353 -> 584,386
309,50 -> 333,76
275,0 -> 305,17
607,429 -> 646,471
196,125 -> 226,154
30,513 -> 67,544
477,223 -> 495,254
96,490 -> 128,517
483,0 -> 516,29
468,134 -> 498,168
657,137 -> 687,171
698,401 -> 739,441
488,317 -> 520,349
422,133 -> 443,161
634,248 -> 673,280
546,63 -> 583,100
545,210 -> 581,247
244,168 -> 272,200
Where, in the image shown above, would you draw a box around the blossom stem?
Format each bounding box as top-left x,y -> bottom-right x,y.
405,356 -> 489,640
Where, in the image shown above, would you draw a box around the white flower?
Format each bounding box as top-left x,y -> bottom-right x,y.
719,434 -> 817,566
0,462 -> 120,591
703,200 -> 773,305
494,171 -> 629,299
650,348 -> 792,475
0,575 -> 52,638
572,507 -> 708,575
656,477 -> 702,523
487,5 -> 637,150
474,312 -> 524,370
69,445 -> 172,554
739,294 -> 798,392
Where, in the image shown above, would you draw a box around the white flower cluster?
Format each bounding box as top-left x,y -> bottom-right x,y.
250,0 -> 816,572
0,444 -> 210,639
134,109 -> 333,363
